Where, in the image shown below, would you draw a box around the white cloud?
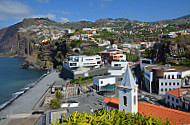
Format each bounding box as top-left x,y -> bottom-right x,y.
60,17 -> 69,22
32,13 -> 56,20
0,0 -> 32,21
36,0 -> 49,3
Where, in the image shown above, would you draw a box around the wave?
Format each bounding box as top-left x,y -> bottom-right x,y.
0,72 -> 48,110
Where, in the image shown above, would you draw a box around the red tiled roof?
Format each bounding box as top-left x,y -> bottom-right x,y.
166,88 -> 190,97
102,98 -> 119,104
102,97 -> 190,125
138,102 -> 190,125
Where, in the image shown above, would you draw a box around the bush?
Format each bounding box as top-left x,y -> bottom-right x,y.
49,98 -> 61,109
51,108 -> 171,125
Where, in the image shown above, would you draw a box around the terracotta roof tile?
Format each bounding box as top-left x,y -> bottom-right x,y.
166,88 -> 190,97
138,102 -> 190,125
102,97 -> 190,125
102,98 -> 119,104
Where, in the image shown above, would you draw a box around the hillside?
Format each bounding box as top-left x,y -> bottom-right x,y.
0,14 -> 189,56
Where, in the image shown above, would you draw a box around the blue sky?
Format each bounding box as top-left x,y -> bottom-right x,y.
0,0 -> 190,28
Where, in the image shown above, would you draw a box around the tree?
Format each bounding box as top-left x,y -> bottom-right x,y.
55,91 -> 63,100
49,98 -> 61,109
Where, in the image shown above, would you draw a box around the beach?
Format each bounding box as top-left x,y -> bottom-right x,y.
0,71 -> 62,118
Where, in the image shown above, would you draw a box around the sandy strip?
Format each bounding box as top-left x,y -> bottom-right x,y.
0,71 -> 62,118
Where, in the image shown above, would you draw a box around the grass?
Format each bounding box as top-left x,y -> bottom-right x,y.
70,77 -> 93,85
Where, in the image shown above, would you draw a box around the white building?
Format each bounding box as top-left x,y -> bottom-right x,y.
108,61 -> 128,76
118,65 -> 138,113
67,55 -> 102,70
111,60 -> 128,68
93,76 -> 116,91
165,88 -> 190,111
140,58 -> 152,71
144,65 -> 190,95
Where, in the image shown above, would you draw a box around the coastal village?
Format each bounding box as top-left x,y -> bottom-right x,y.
0,18 -> 190,125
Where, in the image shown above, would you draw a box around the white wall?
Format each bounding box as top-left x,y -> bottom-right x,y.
119,86 -> 138,114
159,79 -> 181,95
111,61 -> 128,68
144,68 -> 153,93
140,59 -> 152,71
108,69 -> 125,76
68,55 -> 101,68
93,77 -> 116,90
182,70 -> 190,78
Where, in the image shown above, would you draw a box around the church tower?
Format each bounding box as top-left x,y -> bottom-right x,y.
119,65 -> 138,113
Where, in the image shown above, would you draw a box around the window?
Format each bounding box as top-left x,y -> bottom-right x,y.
173,82 -> 175,86
161,82 -> 163,86
177,82 -> 179,86
164,75 -> 166,79
165,88 -> 167,91
165,82 -> 167,86
169,88 -> 171,91
176,99 -> 179,103
168,75 -> 170,79
169,82 -> 171,85
70,63 -> 77,66
134,96 -> 136,105
96,58 -> 100,60
161,88 -> 163,92
172,75 -> 174,79
97,61 -> 101,64
114,64 -> 121,67
178,75 -> 181,79
101,81 -> 103,84
86,59 -> 93,61
168,95 -> 170,99
123,96 -> 127,106
172,97 -> 174,101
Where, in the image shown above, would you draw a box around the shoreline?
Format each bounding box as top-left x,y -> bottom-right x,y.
0,71 -> 62,119
0,73 -> 47,112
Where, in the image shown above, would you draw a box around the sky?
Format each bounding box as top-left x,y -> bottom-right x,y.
0,0 -> 190,28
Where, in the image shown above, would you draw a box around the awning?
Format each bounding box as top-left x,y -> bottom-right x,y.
101,84 -> 116,90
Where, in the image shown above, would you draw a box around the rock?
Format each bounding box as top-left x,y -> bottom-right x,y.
19,60 -> 41,70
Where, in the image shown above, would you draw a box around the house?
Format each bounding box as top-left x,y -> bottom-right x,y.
99,49 -> 123,63
144,65 -> 190,95
122,48 -> 130,53
112,54 -> 126,61
102,65 -> 190,125
67,55 -> 102,70
140,58 -> 152,71
93,75 -> 116,91
165,88 -> 190,111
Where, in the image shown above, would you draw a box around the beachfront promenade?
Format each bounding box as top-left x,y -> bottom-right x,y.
0,71 -> 62,118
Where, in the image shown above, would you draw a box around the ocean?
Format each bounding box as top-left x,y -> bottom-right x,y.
0,57 -> 45,109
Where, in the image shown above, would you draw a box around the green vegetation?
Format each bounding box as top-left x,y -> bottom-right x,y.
70,77 -> 93,85
141,49 -> 153,59
49,91 -> 63,109
92,30 -> 118,39
125,53 -> 139,62
83,47 -> 104,55
51,108 -> 171,125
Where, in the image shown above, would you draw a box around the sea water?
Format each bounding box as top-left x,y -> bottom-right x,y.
0,57 -> 45,109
